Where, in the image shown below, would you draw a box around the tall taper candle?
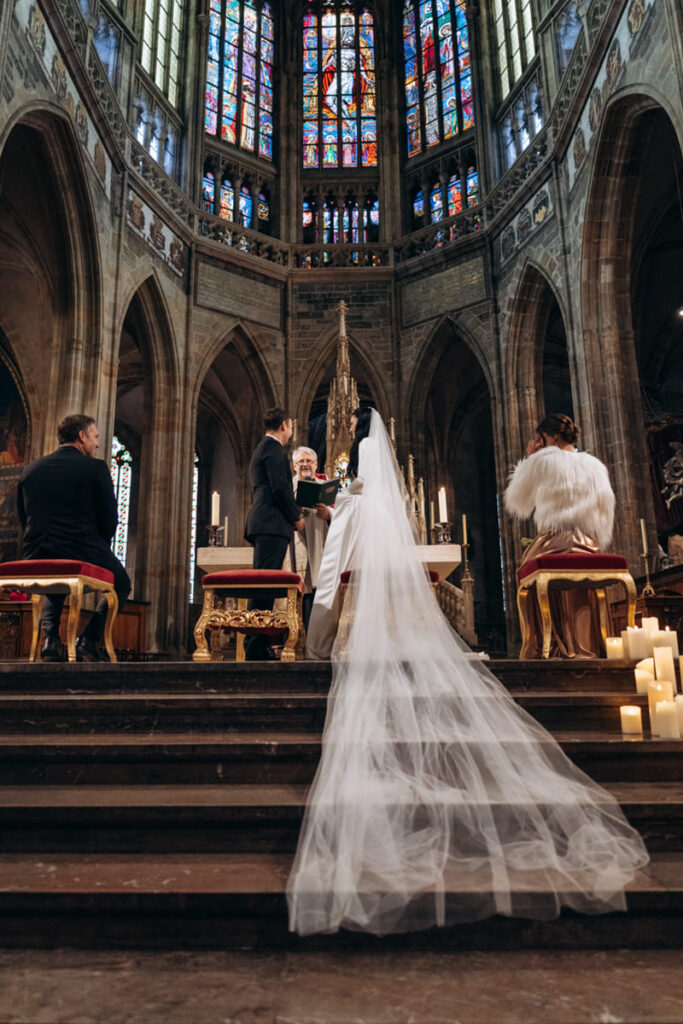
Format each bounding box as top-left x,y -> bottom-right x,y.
211,491 -> 220,526
462,513 -> 468,546
438,487 -> 448,523
640,518 -> 648,556
430,501 -> 435,527
223,516 -> 229,546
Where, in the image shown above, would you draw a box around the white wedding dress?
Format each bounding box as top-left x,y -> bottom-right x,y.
287,411 -> 648,936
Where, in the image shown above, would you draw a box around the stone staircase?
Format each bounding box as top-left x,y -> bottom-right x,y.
0,659 -> 681,950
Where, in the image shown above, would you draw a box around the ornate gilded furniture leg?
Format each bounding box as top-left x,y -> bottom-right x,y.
193,586 -> 215,662
516,585 -> 535,660
65,581 -> 83,663
535,574 -> 553,659
595,588 -> 608,649
29,594 -> 42,662
623,573 -> 637,627
102,590 -> 119,663
281,587 -> 300,662
236,598 -> 247,662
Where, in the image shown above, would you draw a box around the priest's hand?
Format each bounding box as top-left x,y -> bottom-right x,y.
294,516 -> 306,533
315,503 -> 331,522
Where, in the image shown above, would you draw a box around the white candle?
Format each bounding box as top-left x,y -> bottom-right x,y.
648,680 -> 674,734
620,705 -> 643,736
621,628 -> 649,661
211,491 -> 220,526
642,617 -> 659,633
676,695 -> 683,734
655,700 -> 680,739
662,627 -> 680,658
640,518 -> 648,556
462,513 -> 468,546
636,657 -> 654,675
653,646 -> 676,685
430,501 -> 435,526
605,637 -> 624,660
223,516 -> 229,546
634,669 -> 655,695
438,487 -> 448,523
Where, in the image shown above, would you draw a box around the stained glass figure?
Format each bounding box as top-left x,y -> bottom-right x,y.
302,197 -> 317,242
202,169 -> 216,213
466,166 -> 478,206
448,173 -> 462,215
413,188 -> 424,219
302,4 -> 377,169
110,437 -> 132,566
403,0 -> 474,157
189,451 -> 199,603
204,0 -> 274,161
239,185 -> 253,227
258,191 -> 269,223
220,177 -> 234,219
430,181 -> 443,222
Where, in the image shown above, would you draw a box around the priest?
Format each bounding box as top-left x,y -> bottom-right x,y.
291,446 -> 331,628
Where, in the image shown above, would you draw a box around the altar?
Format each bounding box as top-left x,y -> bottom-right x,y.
196,544 -> 462,579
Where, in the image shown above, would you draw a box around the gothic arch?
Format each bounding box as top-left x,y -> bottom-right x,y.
0,106 -> 102,440
193,322 -> 278,430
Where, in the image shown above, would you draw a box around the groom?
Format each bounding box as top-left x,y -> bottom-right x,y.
244,408 -> 305,659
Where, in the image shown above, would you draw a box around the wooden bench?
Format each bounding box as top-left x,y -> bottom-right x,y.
193,569 -> 305,662
517,553 -> 636,659
0,559 -> 118,663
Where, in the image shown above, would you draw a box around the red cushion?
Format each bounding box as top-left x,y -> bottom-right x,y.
341,569 -> 440,584
519,553 -> 629,581
0,559 -> 115,584
203,569 -> 304,592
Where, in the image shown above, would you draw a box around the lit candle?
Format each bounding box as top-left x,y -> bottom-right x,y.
223,516 -> 229,546
642,617 -> 659,633
676,695 -> 683,734
462,513 -> 468,546
621,628 -> 649,661
640,518 -> 648,556
438,487 -> 448,523
605,637 -> 624,660
655,700 -> 680,739
634,669 -> 655,695
648,680 -> 674,734
653,646 -> 676,685
620,705 -> 643,736
662,627 -> 680,659
636,657 -> 654,675
211,491 -> 220,526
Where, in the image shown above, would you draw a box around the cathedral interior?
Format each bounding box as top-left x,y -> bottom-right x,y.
0,0 -> 681,657
1,0 -> 683,1014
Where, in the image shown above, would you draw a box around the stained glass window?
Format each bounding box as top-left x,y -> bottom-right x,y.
258,191 -> 269,222
323,199 -> 339,243
493,0 -> 536,100
202,170 -> 216,212
220,177 -> 235,219
303,198 -> 316,241
402,0 -> 474,159
110,437 -> 132,566
448,173 -> 462,215
205,1 -> 274,161
555,2 -> 581,74
141,0 -> 184,108
466,166 -> 478,206
413,188 -> 424,220
303,4 -> 377,170
238,185 -> 253,226
343,200 -> 359,243
189,451 -> 199,602
429,182 -> 443,222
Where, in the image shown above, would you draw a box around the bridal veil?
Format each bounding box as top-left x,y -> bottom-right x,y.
287,410 -> 648,936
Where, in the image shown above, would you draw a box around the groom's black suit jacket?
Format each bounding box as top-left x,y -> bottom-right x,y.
244,435 -> 301,543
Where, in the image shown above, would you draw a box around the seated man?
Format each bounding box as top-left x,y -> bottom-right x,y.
291,446 -> 331,629
17,414 -> 131,662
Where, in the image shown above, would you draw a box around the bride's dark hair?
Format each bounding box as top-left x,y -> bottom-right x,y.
348,405 -> 374,479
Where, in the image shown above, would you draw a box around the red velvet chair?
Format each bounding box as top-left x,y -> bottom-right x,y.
193,569 -> 305,662
0,559 -> 118,663
516,553 -> 637,659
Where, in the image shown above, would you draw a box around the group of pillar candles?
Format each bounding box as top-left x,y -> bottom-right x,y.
604,618 -> 683,738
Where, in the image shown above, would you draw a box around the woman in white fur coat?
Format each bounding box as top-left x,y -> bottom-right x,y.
504,413 -> 615,658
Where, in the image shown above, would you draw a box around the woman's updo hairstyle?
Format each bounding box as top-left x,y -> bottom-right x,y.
536,413 -> 579,446
348,405 -> 373,479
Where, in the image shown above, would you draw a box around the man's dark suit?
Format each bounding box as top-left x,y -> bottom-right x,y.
244,435 -> 301,658
17,446 -> 131,639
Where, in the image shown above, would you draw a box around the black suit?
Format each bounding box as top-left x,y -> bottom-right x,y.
244,435 -> 301,658
17,446 -> 131,639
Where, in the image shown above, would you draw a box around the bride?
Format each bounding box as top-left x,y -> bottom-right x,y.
287,408 -> 648,936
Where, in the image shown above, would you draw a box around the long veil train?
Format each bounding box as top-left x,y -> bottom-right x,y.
287,410 -> 648,936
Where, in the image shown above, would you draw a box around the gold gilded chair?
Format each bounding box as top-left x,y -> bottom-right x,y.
516,552 -> 636,659
193,569 -> 305,662
0,559 -> 118,663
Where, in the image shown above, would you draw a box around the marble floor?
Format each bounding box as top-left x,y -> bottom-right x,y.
1,948 -> 683,1024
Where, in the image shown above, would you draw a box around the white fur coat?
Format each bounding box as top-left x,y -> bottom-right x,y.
504,446 -> 615,550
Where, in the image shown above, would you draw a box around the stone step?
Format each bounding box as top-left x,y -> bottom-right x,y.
0,850 -> 680,951
0,660 -> 643,695
0,731 -> 679,784
0,691 -> 654,734
0,782 -> 680,854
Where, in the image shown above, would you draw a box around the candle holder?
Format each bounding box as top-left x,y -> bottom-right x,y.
431,521 -> 452,544
640,552 -> 655,598
206,524 -> 224,547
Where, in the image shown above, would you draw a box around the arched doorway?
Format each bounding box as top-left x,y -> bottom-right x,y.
0,339 -> 29,562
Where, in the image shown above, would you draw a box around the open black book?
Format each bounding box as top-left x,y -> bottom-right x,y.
296,478 -> 341,509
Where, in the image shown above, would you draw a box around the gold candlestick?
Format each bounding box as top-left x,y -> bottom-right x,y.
640,553 -> 655,598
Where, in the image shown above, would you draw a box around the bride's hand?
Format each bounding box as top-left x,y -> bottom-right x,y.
526,436 -> 544,457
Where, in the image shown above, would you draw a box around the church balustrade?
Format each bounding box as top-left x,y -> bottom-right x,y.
291,241 -> 391,269
393,205 -> 482,264
131,140 -> 194,224
196,210 -> 289,265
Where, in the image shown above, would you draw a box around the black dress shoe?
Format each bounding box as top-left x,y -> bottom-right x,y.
76,636 -> 105,662
41,636 -> 66,662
